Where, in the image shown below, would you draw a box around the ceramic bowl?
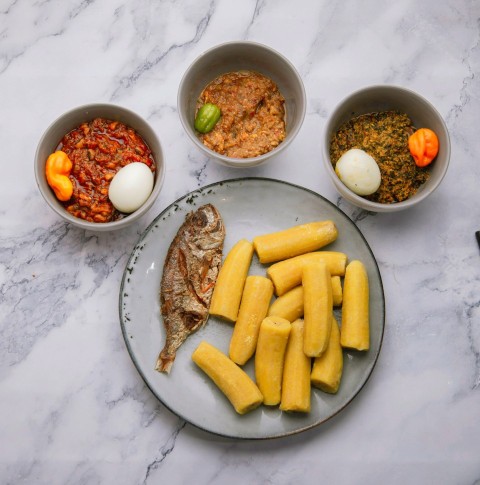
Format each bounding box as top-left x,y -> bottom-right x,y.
177,41 -> 306,168
322,85 -> 450,212
34,103 -> 165,231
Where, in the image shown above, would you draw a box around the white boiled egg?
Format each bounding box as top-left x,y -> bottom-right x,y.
335,148 -> 381,196
108,162 -> 154,213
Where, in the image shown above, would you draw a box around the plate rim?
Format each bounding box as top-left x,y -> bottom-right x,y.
119,176 -> 386,440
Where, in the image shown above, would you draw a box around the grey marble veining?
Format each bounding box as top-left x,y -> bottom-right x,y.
1,0 -> 480,483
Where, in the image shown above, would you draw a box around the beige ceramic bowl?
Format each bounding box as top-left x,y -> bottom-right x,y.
322,85 -> 450,212
178,41 -> 306,168
35,103 -> 165,231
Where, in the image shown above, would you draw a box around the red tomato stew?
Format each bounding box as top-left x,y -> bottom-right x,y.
57,118 -> 155,223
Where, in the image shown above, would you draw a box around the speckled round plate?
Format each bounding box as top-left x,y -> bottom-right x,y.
119,178 -> 385,439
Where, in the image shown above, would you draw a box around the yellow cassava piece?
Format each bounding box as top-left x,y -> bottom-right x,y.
280,319 -> 311,413
192,341 -> 263,415
253,220 -> 338,264
254,316 -> 292,406
268,286 -> 304,322
229,276 -> 274,365
268,275 -> 342,322
209,239 -> 254,322
340,260 -> 370,351
331,275 -> 343,306
311,316 -> 343,393
302,259 -> 333,357
267,251 -> 348,296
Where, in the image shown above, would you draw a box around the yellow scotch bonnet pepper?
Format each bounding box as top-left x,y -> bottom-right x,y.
45,151 -> 74,201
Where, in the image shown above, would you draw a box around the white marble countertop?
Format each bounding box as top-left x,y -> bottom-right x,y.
1,1 -> 479,483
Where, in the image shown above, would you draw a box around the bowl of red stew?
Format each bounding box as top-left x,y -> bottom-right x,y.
178,41 -> 306,168
35,103 -> 165,230
322,85 -> 450,212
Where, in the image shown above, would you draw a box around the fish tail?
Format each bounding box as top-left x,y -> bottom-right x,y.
155,351 -> 175,374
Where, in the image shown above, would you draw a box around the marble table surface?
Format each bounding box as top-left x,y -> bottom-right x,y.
1,1 -> 479,483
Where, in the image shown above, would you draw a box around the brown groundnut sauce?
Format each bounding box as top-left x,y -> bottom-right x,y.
197,71 -> 286,158
57,118 -> 155,223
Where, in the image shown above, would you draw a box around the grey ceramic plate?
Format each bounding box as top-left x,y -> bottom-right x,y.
120,178 -> 385,439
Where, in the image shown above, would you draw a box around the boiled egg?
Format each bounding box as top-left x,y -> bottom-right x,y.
108,162 -> 154,213
335,149 -> 381,196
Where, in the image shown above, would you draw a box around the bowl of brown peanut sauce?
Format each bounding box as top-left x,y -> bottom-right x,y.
178,41 -> 306,168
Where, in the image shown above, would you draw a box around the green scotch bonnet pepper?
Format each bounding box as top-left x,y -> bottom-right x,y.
195,103 -> 221,133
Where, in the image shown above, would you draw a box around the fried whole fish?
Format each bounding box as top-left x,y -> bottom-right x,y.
156,204 -> 225,373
